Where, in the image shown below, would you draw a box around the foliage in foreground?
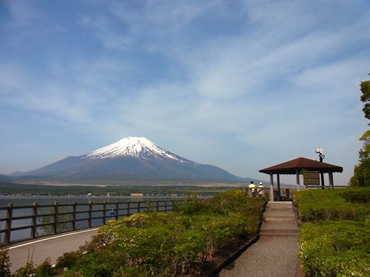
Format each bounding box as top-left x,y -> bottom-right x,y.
12,190 -> 266,276
0,247 -> 11,277
299,221 -> 370,277
294,187 -> 370,222
295,188 -> 370,276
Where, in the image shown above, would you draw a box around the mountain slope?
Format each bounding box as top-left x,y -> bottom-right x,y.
12,137 -> 244,183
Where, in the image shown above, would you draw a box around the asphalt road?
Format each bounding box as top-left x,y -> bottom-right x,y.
8,228 -> 98,273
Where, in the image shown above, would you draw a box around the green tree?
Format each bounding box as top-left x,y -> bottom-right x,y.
360,79 -> 370,120
350,75 -> 370,186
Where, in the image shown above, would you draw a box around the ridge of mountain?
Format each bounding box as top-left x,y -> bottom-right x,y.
10,137 -> 246,183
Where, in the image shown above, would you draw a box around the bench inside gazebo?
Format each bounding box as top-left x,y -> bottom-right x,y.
259,157 -> 343,201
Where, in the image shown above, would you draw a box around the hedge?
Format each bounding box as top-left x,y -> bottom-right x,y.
295,187 -> 370,276
294,188 -> 370,222
299,221 -> 370,276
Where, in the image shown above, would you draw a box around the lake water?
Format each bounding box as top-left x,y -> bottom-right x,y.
0,195 -> 175,207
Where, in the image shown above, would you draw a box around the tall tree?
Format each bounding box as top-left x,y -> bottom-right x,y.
360,78 -> 370,120
350,75 -> 370,186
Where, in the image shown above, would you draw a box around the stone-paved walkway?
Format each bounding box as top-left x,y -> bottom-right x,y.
219,201 -> 304,277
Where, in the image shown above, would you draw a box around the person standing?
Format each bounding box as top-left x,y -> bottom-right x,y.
258,182 -> 264,196
248,181 -> 256,196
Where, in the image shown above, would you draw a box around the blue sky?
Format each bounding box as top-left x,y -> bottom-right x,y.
1,0 -> 369,185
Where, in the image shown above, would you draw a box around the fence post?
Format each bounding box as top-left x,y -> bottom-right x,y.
53,202 -> 58,234
31,203 -> 37,239
103,201 -> 106,225
88,201 -> 92,228
4,204 -> 13,244
127,201 -> 131,217
72,202 -> 77,231
115,201 -> 119,220
146,200 -> 152,212
285,189 -> 290,199
156,200 -> 159,212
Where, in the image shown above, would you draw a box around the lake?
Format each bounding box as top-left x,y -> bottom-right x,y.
0,195 -> 176,208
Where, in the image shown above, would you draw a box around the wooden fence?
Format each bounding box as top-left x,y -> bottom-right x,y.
304,185 -> 348,189
0,199 -> 182,246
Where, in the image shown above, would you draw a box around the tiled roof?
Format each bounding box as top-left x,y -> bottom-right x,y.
259,157 -> 343,175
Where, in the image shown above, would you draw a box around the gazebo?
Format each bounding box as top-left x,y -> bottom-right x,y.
259,157 -> 343,201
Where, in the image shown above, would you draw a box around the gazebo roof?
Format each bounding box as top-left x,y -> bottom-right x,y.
259,157 -> 343,175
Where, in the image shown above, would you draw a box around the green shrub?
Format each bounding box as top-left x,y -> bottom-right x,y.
176,190 -> 265,216
172,229 -> 206,274
299,221 -> 370,276
339,187 -> 370,203
51,190 -> 266,276
294,188 -> 370,222
13,258 -> 58,277
0,248 -> 11,277
295,187 -> 370,276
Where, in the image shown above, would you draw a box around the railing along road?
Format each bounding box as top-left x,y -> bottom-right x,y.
0,199 -> 181,246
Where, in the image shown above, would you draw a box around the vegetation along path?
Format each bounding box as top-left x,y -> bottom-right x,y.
219,201 -> 303,277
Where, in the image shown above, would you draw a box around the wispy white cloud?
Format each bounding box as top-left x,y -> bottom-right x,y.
79,14 -> 133,51
5,1 -> 40,28
0,0 -> 369,184
0,64 -> 29,92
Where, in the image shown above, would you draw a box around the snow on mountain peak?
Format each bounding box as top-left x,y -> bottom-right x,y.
84,136 -> 181,161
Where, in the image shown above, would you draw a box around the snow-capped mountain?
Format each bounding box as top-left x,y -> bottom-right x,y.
11,137 -> 244,183
84,137 -> 182,161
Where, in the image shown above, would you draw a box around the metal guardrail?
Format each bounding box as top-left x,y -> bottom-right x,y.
0,199 -> 182,246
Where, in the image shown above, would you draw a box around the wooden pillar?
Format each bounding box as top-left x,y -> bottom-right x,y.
277,174 -> 281,201
5,204 -> 13,244
31,203 -> 38,239
53,202 -> 58,234
320,171 -> 325,189
296,170 -> 300,192
115,201 -> 119,220
329,171 -> 334,188
269,173 -> 274,202
88,201 -> 92,228
73,202 -> 77,230
285,188 -> 290,199
102,201 -> 106,225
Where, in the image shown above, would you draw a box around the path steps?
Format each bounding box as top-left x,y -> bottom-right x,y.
219,201 -> 303,277
260,201 -> 299,237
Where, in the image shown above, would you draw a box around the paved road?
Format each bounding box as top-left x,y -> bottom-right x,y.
8,228 -> 98,273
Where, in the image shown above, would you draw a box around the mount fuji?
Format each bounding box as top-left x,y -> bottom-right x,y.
11,137 -> 245,183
